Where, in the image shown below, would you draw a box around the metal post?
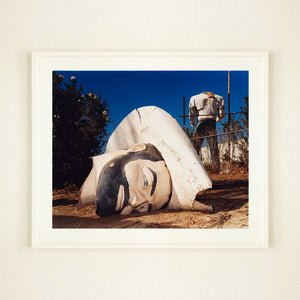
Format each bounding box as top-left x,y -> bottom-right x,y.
228,71 -> 231,123
227,71 -> 231,167
183,97 -> 186,132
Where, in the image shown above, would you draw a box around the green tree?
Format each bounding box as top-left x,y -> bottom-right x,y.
52,72 -> 109,188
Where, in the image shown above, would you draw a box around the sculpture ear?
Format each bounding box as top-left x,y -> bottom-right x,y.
127,143 -> 147,153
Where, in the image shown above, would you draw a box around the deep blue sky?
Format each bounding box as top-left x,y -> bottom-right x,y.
57,70 -> 248,138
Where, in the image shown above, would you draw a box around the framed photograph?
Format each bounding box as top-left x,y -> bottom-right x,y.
32,51 -> 269,248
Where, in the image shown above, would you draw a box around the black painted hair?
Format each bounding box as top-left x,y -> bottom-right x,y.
96,144 -> 164,217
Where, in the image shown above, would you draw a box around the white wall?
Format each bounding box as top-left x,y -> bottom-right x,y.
1,0 -> 299,299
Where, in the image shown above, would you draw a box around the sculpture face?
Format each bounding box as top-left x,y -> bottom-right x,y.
123,159 -> 172,212
95,144 -> 172,217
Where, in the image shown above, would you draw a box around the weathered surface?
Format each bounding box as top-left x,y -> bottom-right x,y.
106,106 -> 212,210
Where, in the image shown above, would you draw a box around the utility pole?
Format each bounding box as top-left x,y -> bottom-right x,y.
228,71 -> 231,123
227,71 -> 231,166
183,97 -> 186,132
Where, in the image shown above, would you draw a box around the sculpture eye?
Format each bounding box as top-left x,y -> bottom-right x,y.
144,176 -> 148,189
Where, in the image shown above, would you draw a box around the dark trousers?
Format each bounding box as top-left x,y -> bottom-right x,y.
193,119 -> 220,172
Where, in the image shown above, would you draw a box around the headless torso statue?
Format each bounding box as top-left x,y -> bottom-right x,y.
189,92 -> 225,173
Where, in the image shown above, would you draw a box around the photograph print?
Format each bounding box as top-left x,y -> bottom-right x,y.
52,70 -> 249,229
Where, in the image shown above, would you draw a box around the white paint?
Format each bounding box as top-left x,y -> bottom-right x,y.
115,185 -> 125,211
0,1 -> 299,300
107,106 -> 212,210
201,139 -> 248,165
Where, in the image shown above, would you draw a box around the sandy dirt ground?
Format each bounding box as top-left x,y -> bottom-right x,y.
53,171 -> 248,229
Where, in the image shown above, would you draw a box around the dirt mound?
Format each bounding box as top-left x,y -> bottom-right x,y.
53,173 -> 248,229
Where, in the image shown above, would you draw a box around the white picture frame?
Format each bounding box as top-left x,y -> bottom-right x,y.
31,51 -> 269,248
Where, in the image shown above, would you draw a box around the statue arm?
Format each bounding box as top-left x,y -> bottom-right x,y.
189,106 -> 197,127
217,106 -> 225,122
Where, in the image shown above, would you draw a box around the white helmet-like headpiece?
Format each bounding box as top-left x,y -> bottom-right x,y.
80,106 -> 212,216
